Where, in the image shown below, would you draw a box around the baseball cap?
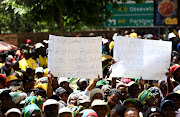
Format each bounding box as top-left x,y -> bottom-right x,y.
43,99 -> 59,111
5,108 -> 21,117
59,107 -> 72,115
160,100 -> 175,109
58,77 -> 69,86
170,64 -> 180,74
35,43 -> 44,49
6,75 -> 18,82
123,98 -> 137,106
144,107 -> 164,117
5,57 -> 12,65
55,87 -> 68,95
78,78 -> 87,84
35,67 -> 44,74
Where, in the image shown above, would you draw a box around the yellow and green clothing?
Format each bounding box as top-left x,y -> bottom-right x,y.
37,55 -> 48,68
19,58 -> 37,71
129,32 -> 138,38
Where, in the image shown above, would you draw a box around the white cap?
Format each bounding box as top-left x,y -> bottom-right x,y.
35,67 -> 44,74
5,108 -> 21,117
102,38 -> 109,45
89,88 -> 104,101
35,43 -> 44,49
43,99 -> 59,111
168,32 -> 176,39
59,107 -> 72,115
58,77 -> 69,86
43,40 -> 49,44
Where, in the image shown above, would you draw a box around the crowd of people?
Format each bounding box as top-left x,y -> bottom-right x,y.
0,28 -> 180,117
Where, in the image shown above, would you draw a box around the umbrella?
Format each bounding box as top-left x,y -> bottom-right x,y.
0,41 -> 17,53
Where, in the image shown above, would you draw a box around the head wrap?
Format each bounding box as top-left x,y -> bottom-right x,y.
24,96 -> 43,107
138,90 -> 154,105
81,109 -> 98,117
23,104 -> 42,117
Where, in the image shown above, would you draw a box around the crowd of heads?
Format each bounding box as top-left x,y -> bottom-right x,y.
0,28 -> 180,117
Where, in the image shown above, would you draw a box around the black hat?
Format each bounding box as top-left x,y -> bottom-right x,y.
144,107 -> 164,117
160,100 -> 175,109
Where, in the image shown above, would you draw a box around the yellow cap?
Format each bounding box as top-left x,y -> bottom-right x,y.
6,75 -> 18,82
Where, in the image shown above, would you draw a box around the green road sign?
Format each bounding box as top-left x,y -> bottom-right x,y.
105,2 -> 154,27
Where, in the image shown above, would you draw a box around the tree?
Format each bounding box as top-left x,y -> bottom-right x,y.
2,0 -> 146,34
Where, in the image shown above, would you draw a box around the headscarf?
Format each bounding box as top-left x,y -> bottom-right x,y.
24,104 -> 42,117
67,92 -> 79,106
81,109 -> 98,117
69,106 -> 83,117
138,90 -> 154,105
24,96 -> 43,107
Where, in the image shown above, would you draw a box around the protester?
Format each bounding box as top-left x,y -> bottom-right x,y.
160,100 -> 175,117
0,57 -> 13,76
23,104 -> 42,117
110,104 -> 127,117
129,29 -> 138,38
43,99 -> 59,117
107,88 -> 121,109
124,108 -> 139,117
89,99 -> 111,117
18,50 -> 37,71
59,107 -> 73,117
144,107 -> 164,117
4,108 -> 21,117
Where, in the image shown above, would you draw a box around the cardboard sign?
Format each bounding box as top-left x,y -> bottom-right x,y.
48,35 -> 102,78
111,36 -> 172,80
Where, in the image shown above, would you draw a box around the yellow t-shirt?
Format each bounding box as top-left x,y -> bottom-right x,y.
109,41 -> 114,50
19,58 -> 37,71
0,63 -> 3,67
129,32 -> 138,38
37,55 -> 48,68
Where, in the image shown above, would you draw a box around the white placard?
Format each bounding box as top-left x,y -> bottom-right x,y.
48,35 -> 102,78
111,36 -> 172,80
